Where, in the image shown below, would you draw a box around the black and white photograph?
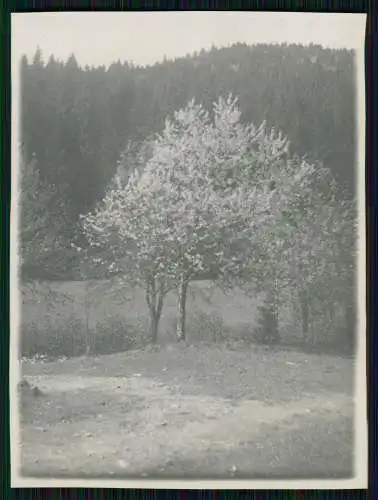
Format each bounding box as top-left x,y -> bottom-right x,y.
10,11 -> 367,488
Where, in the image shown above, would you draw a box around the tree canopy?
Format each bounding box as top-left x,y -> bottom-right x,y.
80,94 -> 356,344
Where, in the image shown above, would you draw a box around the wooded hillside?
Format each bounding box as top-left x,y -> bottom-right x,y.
20,42 -> 356,280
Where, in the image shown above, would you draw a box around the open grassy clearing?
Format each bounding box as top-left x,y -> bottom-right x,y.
20,279 -> 349,362
21,280 -> 263,340
19,343 -> 355,479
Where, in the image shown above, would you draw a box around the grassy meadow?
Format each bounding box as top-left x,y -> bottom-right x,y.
19,279 -> 267,358
19,279 -> 345,360
19,342 -> 355,479
16,279 -> 359,480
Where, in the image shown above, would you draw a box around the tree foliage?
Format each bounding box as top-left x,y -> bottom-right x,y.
18,153 -> 69,281
81,95 -> 301,341
229,148 -> 357,346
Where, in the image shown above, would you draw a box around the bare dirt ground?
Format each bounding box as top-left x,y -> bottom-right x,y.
18,342 -> 355,479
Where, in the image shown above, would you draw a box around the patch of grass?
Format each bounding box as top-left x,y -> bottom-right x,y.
20,315 -> 85,359
91,315 -> 150,355
20,280 -> 261,358
22,343 -> 354,402
20,313 -> 150,360
20,280 -> 354,359
18,346 -> 355,479
142,413 -> 354,479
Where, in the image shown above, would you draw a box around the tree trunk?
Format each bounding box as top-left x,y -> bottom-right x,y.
149,310 -> 159,344
259,288 -> 279,344
328,301 -> 336,325
146,278 -> 164,344
176,275 -> 189,341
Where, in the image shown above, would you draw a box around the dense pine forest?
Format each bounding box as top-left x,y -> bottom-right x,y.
20,42 -> 356,280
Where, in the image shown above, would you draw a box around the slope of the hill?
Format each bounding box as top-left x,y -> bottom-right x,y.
21,42 -> 355,220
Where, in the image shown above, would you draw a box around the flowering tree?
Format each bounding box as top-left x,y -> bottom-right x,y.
81,95 -> 281,342
107,137 -> 154,192
244,153 -> 357,345
282,168 -> 356,347
82,94 -> 356,347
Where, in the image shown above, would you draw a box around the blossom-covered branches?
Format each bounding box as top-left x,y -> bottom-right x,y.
82,93 -> 354,344
81,95 -> 284,340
